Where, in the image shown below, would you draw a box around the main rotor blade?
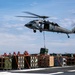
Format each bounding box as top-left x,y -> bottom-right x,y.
23,11 -> 41,17
23,11 -> 49,19
16,16 -> 39,18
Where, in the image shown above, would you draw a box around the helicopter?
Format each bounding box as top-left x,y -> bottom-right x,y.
17,12 -> 75,38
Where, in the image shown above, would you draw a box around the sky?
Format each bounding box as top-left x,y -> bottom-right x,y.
0,0 -> 75,54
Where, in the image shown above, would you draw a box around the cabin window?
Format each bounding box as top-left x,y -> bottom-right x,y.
44,23 -> 49,29
50,24 -> 54,30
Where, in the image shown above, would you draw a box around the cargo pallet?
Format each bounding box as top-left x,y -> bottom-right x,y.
0,52 -> 75,70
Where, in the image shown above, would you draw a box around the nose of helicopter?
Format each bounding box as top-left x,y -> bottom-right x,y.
25,24 -> 28,27
25,24 -> 32,27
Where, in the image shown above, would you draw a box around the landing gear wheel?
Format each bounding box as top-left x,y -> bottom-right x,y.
33,30 -> 36,33
40,29 -> 42,32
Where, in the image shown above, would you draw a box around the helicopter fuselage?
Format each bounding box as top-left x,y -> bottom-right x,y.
25,20 -> 75,38
25,20 -> 72,33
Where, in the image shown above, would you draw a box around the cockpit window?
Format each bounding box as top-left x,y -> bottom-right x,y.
29,21 -> 36,23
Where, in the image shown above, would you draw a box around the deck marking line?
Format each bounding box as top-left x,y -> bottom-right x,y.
68,70 -> 75,72
9,68 -> 47,72
49,72 -> 64,75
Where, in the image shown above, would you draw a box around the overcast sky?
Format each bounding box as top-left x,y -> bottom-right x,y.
0,0 -> 75,54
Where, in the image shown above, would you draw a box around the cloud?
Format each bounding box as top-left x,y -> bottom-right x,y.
30,1 -> 38,6
45,37 -> 75,53
69,9 -> 75,14
0,15 -> 27,32
57,18 -> 75,30
0,32 -> 39,54
0,32 -> 37,45
2,15 -> 26,22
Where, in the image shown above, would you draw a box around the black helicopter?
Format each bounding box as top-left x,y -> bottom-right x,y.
17,12 -> 75,38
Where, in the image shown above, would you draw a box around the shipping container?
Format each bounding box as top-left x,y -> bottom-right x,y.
12,55 -> 25,69
0,57 -> 4,70
24,56 -> 30,69
30,54 -> 38,68
66,57 -> 75,65
0,57 -> 12,70
18,55 -> 24,69
49,56 -> 54,67
54,56 -> 67,66
54,56 -> 63,66
24,54 -> 38,69
38,55 -> 54,67
12,56 -> 18,69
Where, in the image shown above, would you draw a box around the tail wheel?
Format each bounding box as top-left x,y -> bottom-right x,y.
67,34 -> 70,38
